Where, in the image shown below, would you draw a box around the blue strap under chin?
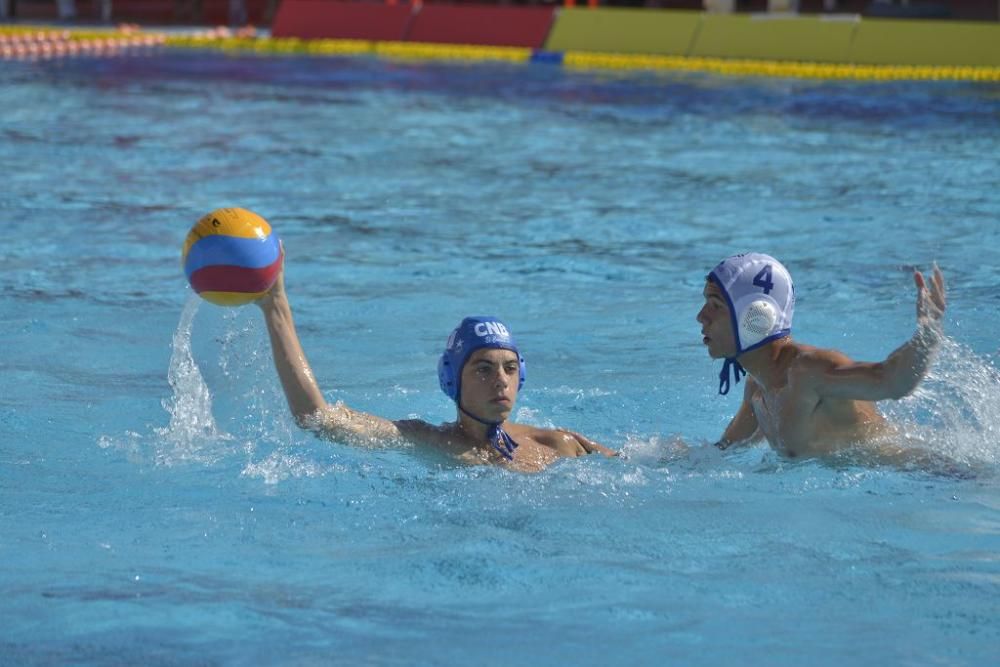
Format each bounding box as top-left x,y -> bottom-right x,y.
458,406 -> 519,461
719,358 -> 747,396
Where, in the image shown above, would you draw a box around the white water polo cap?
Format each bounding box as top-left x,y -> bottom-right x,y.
708,253 -> 795,394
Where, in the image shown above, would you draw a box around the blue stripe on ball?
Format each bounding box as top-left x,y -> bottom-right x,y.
184,234 -> 280,279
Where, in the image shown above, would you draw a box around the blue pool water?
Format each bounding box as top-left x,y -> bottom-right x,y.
2,51 -> 1000,665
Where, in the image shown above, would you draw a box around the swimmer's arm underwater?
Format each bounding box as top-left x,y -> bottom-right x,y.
256,261 -> 407,446
799,266 -> 946,402
714,377 -> 761,450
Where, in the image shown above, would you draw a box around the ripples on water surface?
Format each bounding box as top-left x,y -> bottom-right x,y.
2,52 -> 999,665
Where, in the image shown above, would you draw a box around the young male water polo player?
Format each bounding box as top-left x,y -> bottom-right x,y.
697,252 -> 947,459
256,259 -> 615,473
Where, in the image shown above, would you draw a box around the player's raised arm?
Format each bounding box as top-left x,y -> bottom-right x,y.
256,258 -> 405,445
810,266 -> 946,402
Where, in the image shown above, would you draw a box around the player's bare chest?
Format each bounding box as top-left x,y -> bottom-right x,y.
751,383 -> 811,431
452,436 -> 559,471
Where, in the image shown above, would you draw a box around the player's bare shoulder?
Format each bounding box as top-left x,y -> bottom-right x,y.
393,418 -> 460,448
504,424 -> 585,457
785,342 -> 854,388
527,425 -> 617,457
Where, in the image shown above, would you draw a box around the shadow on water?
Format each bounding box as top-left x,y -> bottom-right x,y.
16,52 -> 1000,130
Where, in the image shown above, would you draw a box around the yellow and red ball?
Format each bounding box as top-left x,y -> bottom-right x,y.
182,207 -> 281,306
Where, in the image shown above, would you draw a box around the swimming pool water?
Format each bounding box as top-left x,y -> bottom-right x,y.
2,51 -> 999,665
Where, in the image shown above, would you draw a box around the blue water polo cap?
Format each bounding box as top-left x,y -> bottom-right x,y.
708,253 -> 795,394
438,316 -> 525,402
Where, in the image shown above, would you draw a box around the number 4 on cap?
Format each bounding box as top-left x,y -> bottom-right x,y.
753,265 -> 774,294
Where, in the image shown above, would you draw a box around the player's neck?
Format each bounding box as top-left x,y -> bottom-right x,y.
739,337 -> 792,388
455,410 -> 502,444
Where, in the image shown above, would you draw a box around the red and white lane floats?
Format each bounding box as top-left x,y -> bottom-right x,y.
0,28 -> 166,61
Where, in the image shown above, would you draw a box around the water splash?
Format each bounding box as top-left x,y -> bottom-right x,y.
884,337 -> 1000,469
241,451 -> 348,485
150,294 -> 233,465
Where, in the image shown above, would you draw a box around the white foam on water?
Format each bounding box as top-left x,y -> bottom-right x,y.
151,295 -> 234,465
97,295 -> 236,465
240,450 -> 349,485
884,337 -> 1000,470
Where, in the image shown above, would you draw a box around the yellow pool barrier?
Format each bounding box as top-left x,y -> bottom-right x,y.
2,21 -> 998,82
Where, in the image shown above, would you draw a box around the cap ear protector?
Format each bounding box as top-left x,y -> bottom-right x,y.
738,300 -> 779,350
438,317 -> 525,402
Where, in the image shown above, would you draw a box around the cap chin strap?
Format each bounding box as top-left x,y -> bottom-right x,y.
719,358 -> 746,396
458,404 -> 519,461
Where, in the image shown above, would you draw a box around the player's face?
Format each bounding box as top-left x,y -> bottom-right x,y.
460,348 -> 520,421
697,281 -> 737,359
